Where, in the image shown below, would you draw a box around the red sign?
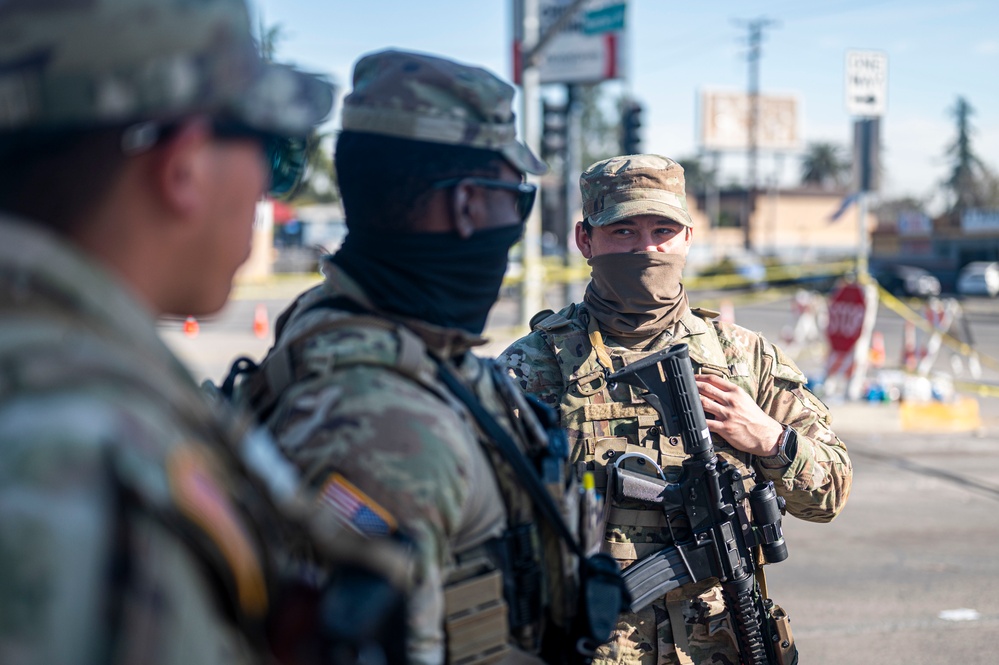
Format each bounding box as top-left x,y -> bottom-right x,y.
826,283 -> 867,352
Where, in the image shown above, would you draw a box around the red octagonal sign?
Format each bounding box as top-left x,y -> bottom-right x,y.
826,283 -> 867,353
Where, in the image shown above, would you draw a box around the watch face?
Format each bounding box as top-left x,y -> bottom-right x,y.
782,426 -> 798,462
761,426 -> 796,468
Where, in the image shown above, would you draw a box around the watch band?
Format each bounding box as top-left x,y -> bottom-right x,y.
760,424 -> 797,469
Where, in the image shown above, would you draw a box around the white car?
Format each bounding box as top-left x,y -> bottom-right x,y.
956,261 -> 999,297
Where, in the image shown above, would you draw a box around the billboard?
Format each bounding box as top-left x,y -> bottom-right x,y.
699,90 -> 800,152
513,0 -> 627,85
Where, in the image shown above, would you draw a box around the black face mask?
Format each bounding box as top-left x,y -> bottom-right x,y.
330,223 -> 524,335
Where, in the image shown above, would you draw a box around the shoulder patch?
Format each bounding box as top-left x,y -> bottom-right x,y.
315,472 -> 398,537
167,444 -> 268,618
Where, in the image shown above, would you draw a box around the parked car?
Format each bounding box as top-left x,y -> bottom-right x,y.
873,265 -> 941,298
956,261 -> 999,297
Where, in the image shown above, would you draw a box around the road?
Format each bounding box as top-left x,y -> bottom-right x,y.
162,280 -> 999,665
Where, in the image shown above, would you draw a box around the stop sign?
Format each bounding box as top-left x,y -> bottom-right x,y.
826,283 -> 867,352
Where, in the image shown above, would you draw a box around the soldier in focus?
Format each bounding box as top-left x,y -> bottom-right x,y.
500,155 -> 853,665
232,49 -> 625,665
0,2 -> 409,664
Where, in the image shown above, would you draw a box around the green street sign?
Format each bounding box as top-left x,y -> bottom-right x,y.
582,3 -> 626,35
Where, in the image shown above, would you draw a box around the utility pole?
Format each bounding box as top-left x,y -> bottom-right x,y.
738,16 -> 777,251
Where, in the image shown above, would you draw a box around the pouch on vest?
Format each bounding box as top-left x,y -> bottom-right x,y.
765,601 -> 798,665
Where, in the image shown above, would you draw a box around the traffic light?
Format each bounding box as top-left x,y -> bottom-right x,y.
541,101 -> 567,162
620,101 -> 643,155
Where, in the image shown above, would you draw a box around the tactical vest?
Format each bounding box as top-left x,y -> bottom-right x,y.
530,304 -> 766,567
528,304 -> 803,665
240,296 -> 579,665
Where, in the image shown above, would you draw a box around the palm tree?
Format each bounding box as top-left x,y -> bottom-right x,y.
800,142 -> 849,189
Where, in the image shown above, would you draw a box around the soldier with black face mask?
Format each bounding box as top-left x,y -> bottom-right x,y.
228,49 -> 627,665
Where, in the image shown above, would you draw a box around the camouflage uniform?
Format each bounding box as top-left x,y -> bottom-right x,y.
1,217 -> 282,664
0,3 -> 401,664
236,51 -> 576,665
499,155 -> 853,665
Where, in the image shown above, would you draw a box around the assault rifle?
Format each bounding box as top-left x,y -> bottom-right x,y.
605,344 -> 790,665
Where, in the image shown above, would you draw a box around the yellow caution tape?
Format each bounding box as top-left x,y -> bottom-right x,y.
859,272 -> 999,373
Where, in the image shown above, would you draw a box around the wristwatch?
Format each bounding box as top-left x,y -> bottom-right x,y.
760,424 -> 798,469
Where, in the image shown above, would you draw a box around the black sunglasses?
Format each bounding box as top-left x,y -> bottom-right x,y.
211,120 -> 313,198
121,119 -> 313,198
433,176 -> 538,223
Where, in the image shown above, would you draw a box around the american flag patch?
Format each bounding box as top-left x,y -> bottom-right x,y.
316,473 -> 398,537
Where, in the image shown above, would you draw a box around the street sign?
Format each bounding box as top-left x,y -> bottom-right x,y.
513,0 -> 627,84
582,3 -> 625,34
845,50 -> 888,117
827,282 -> 867,352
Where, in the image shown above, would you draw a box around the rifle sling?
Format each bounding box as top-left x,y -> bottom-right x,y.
435,359 -> 586,560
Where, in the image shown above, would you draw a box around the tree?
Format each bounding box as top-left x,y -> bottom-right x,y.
800,142 -> 849,189
577,85 -> 619,168
944,96 -> 992,213
258,20 -> 285,63
676,155 -> 717,194
256,20 -> 338,204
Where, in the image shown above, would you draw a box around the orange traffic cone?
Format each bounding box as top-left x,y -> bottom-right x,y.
183,316 -> 199,338
869,331 -> 886,369
253,304 -> 270,340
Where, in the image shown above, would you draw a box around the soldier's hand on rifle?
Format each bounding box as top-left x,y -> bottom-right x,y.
694,374 -> 785,458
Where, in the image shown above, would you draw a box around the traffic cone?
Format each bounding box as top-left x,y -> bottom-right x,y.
183,316 -> 199,338
902,321 -> 917,371
869,331 -> 886,369
252,304 -> 270,340
719,299 -> 735,324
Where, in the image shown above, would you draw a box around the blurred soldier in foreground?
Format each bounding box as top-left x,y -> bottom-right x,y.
500,155 -> 853,665
230,49 -> 626,665
0,2 -> 409,664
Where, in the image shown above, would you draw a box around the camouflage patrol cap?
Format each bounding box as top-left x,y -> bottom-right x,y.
580,154 -> 692,227
341,49 -> 547,175
0,0 -> 333,137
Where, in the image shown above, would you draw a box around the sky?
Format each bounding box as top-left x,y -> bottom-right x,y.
253,0 -> 999,208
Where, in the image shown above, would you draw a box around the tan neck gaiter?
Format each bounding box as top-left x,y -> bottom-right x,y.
583,251 -> 689,339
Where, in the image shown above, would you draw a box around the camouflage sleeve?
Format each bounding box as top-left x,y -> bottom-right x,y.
752,338 -> 853,523
0,398 -> 253,665
269,364 -> 505,665
497,331 -> 565,409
